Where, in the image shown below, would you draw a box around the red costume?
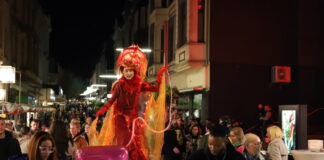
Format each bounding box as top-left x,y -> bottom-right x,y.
92,45 -> 168,160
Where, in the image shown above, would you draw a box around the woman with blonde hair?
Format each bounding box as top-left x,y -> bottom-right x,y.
266,125 -> 288,160
229,127 -> 245,153
28,131 -> 58,160
69,120 -> 87,150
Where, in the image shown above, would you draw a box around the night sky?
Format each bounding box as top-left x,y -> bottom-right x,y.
40,0 -> 125,97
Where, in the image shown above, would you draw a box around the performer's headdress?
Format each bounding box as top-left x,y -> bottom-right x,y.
115,44 -> 148,79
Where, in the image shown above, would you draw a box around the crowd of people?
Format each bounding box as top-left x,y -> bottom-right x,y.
161,114 -> 289,160
0,103 -> 95,160
0,104 -> 289,160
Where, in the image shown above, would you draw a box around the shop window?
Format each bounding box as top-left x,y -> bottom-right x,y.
168,15 -> 175,63
193,93 -> 202,109
198,0 -> 205,42
177,93 -> 202,120
177,0 -> 187,48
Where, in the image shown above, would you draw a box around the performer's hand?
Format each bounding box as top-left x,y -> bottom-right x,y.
157,65 -> 170,81
157,65 -> 169,75
96,107 -> 107,117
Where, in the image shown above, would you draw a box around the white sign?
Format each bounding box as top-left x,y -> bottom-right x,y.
0,66 -> 16,83
0,89 -> 6,101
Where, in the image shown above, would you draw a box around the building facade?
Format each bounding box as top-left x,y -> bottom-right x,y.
111,0 -> 210,121
113,0 -> 149,50
0,0 -> 12,101
0,0 -> 62,107
148,0 -> 209,121
208,0 -> 323,133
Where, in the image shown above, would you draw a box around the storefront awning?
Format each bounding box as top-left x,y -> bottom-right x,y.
0,101 -> 56,114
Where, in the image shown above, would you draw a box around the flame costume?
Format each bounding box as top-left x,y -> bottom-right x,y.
89,45 -> 168,160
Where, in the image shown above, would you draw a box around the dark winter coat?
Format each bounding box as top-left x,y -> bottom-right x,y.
0,130 -> 22,160
189,142 -> 246,160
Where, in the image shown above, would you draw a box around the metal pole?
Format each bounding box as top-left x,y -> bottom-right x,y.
14,71 -> 22,124
19,71 -> 21,104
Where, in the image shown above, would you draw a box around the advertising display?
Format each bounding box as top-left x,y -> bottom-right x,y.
282,110 -> 296,152
279,105 -> 308,153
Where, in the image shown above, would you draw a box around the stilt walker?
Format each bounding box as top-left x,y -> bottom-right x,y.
88,44 -> 169,160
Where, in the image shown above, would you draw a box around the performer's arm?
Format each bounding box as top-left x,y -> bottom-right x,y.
141,65 -> 169,92
95,83 -> 120,117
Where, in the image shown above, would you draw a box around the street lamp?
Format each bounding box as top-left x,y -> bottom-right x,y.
91,84 -> 107,87
80,84 -> 107,96
80,87 -> 98,96
99,74 -> 121,79
115,48 -> 123,52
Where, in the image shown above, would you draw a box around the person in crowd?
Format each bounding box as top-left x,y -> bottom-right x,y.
229,127 -> 245,153
86,116 -> 93,125
70,118 -> 79,124
198,123 -> 213,150
6,121 -> 19,138
185,124 -> 202,159
205,118 -> 213,126
69,120 -> 87,150
170,106 -> 179,120
63,116 -> 69,124
85,116 -> 93,125
5,121 -> 14,130
219,115 -> 232,135
80,113 -> 86,125
189,124 -> 245,160
186,118 -> 198,134
195,118 -> 203,129
162,118 -> 187,160
29,115 -> 34,125
50,120 -> 72,160
81,116 -> 93,134
31,119 -> 40,135
200,118 -> 213,134
28,131 -> 58,160
242,133 -> 268,160
14,121 -> 24,132
0,117 -> 22,159
18,126 -> 32,154
82,123 -> 90,144
41,123 -> 50,132
258,104 -> 273,140
266,126 -> 288,160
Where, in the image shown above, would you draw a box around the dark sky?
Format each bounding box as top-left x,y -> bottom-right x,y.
40,0 -> 125,97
